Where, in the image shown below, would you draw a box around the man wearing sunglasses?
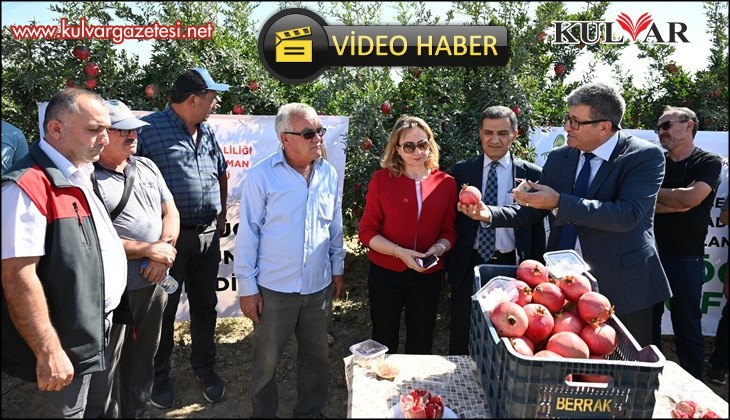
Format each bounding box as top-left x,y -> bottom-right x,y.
234,103 -> 344,418
447,105 -> 545,356
651,106 -> 722,380
93,99 -> 180,417
136,68 -> 229,408
458,82 -> 671,347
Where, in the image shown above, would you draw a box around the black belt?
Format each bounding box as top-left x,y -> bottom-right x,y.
180,216 -> 216,231
472,249 -> 517,265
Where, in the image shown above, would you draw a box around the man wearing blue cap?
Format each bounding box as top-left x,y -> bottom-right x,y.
136,68 -> 229,408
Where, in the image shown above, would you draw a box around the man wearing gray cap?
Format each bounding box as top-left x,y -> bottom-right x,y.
93,99 -> 180,417
136,68 -> 229,407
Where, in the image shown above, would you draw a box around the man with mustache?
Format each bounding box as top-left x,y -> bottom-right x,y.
93,99 -> 180,416
652,106 -> 722,380
234,103 -> 345,418
136,68 -> 229,408
458,82 -> 671,347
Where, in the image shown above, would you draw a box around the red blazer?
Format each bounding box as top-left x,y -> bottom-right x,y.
359,168 -> 458,273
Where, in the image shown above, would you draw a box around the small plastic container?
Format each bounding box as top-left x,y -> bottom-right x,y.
349,339 -> 388,369
472,275 -> 519,315
543,249 -> 591,279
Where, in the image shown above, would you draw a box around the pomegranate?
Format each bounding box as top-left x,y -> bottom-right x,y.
672,401 -> 697,418
532,282 -> 565,314
399,388 -> 444,419
558,273 -> 592,302
523,303 -> 554,342
458,184 -> 481,206
578,291 -> 615,324
546,331 -> 590,359
509,336 -> 534,356
515,259 -> 549,287
512,279 -> 532,306
574,373 -> 612,383
489,301 -> 528,338
534,349 -> 563,358
580,323 -> 618,357
551,309 -> 586,336
701,409 -> 721,418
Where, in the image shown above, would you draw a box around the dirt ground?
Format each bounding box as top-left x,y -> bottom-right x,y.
2,247 -> 728,418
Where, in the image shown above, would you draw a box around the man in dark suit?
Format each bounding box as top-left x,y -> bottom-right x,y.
458,83 -> 671,347
447,105 -> 545,355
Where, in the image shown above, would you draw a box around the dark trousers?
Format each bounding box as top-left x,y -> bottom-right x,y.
155,225 -> 221,380
651,253 -> 706,379
251,285 -> 332,418
115,285 -> 167,417
368,262 -> 442,355
709,302 -> 728,373
618,305 -> 654,348
449,250 -> 515,355
21,316 -> 123,418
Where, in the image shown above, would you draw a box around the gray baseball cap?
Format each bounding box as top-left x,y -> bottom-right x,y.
105,99 -> 150,130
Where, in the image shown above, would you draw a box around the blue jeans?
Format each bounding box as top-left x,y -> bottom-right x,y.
652,253 -> 705,379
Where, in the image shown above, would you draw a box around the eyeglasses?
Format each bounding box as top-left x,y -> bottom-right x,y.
564,114 -> 610,130
108,127 -> 141,137
654,120 -> 688,134
283,127 -> 327,140
397,139 -> 430,154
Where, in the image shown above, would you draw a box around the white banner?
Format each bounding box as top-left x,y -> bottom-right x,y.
530,128 -> 729,335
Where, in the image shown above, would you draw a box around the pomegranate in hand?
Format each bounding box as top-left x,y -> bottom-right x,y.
459,184 -> 481,206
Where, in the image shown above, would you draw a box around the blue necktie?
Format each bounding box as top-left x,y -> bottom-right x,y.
556,152 -> 595,250
477,161 -> 499,261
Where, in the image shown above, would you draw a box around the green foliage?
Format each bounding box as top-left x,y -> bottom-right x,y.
2,1 -> 728,239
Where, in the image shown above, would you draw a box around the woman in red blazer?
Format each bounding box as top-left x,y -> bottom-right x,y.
358,116 -> 457,354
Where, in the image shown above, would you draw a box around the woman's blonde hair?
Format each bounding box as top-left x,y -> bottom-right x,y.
380,115 -> 440,176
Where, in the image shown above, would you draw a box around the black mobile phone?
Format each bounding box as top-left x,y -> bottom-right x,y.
420,254 -> 439,269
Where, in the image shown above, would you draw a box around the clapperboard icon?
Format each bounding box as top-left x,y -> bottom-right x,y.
275,26 -> 313,63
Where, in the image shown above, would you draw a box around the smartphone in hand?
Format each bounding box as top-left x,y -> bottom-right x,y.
515,178 -> 536,193
418,254 -> 439,269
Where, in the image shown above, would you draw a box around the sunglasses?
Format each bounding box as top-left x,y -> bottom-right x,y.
397,139 -> 430,154
654,120 -> 688,134
283,127 -> 327,140
108,127 -> 141,137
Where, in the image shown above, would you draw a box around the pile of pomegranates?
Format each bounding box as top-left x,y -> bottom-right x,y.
487,259 -> 619,365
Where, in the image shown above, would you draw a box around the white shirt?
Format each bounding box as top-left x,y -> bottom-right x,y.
1,139 -> 127,312
475,152 -> 516,254
573,132 -> 619,256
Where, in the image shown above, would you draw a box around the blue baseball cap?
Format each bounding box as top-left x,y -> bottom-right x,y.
173,68 -> 229,93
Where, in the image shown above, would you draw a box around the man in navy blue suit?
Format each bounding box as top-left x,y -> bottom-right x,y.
459,83 -> 671,347
447,105 -> 545,355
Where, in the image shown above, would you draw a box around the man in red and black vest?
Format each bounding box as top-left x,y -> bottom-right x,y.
1,88 -> 127,417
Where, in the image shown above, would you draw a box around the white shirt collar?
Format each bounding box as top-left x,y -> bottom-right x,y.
38,139 -> 95,187
586,131 -> 619,161
483,152 -> 512,169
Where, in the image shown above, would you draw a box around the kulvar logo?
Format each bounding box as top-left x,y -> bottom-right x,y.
552,13 -> 689,45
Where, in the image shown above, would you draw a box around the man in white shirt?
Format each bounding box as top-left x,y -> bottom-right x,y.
1,88 -> 127,417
